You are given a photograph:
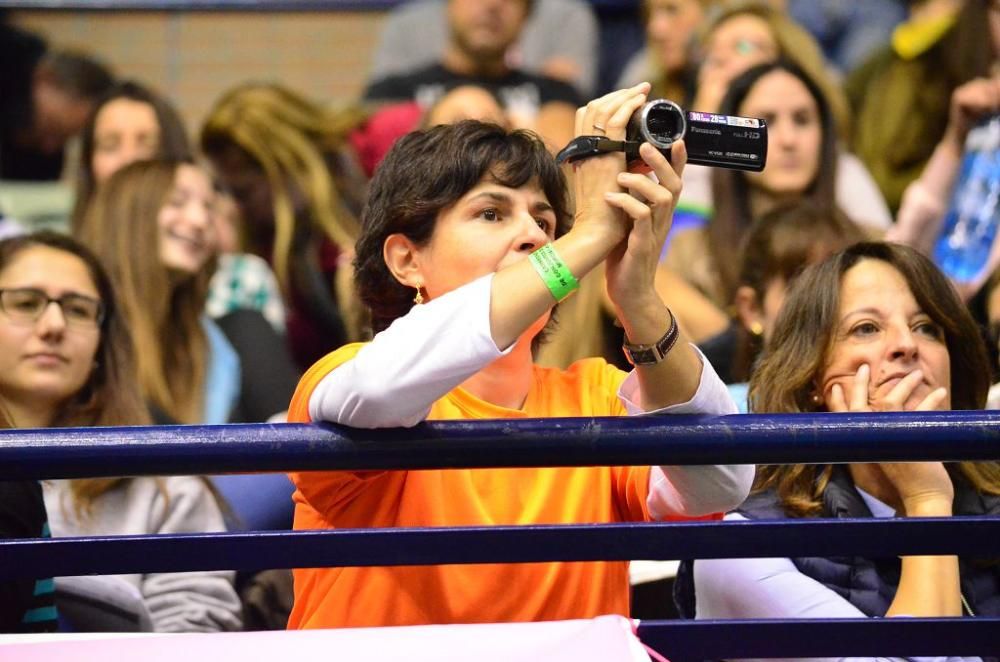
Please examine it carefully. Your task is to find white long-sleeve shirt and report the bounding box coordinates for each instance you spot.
[693,489,980,662]
[308,273,753,519]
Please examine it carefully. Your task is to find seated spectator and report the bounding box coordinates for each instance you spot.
[0,403,56,634]
[284,86,753,629]
[663,60,884,332]
[369,0,598,97]
[847,0,995,214]
[423,84,509,127]
[72,80,287,335]
[887,75,1000,300]
[0,22,113,181]
[201,83,370,369]
[78,159,296,425]
[676,242,1000,630]
[703,201,866,400]
[78,160,299,532]
[676,1,891,235]
[690,0,849,131]
[363,0,580,150]
[0,231,241,632]
[616,0,711,106]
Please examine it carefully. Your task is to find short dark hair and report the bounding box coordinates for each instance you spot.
[40,50,114,101]
[356,120,571,333]
[738,201,866,301]
[730,200,867,382]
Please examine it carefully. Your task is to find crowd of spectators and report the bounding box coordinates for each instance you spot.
[1,1,999,657]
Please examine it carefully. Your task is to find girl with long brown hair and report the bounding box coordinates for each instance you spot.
[78,159,223,425]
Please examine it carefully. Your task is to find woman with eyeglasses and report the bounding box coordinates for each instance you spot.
[0,231,241,632]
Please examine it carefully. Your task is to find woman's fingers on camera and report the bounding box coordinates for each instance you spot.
[638,142,685,195]
[580,83,650,138]
[617,171,673,212]
[603,191,652,226]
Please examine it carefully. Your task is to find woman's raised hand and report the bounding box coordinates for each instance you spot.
[570,82,652,245]
[603,140,686,320]
[943,76,1000,149]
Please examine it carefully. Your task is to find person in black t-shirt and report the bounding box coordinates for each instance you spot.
[0,21,113,181]
[364,0,579,151]
[0,396,57,632]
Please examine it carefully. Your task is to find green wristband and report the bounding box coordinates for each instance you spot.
[529,244,579,302]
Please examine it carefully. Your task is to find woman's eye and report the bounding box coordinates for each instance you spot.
[915,321,944,339]
[535,218,550,233]
[851,322,879,336]
[480,208,499,222]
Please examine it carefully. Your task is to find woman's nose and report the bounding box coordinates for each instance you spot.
[185,200,212,230]
[36,301,67,337]
[516,215,548,252]
[887,324,918,361]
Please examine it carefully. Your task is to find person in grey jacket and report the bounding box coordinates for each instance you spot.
[0,231,241,632]
[43,476,241,632]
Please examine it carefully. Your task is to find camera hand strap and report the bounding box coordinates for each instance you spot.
[555,136,646,165]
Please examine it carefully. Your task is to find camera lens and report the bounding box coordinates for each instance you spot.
[637,100,686,148]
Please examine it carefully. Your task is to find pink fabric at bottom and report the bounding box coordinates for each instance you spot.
[4,615,653,662]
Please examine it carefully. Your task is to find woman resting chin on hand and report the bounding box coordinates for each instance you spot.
[678,242,1000,661]
[285,83,753,630]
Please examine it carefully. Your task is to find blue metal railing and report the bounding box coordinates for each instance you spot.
[4,411,1000,480]
[2,412,1000,659]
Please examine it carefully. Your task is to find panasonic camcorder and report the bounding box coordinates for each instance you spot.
[556,99,768,172]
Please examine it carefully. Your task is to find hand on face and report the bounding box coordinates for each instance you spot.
[820,259,953,414]
[826,363,948,414]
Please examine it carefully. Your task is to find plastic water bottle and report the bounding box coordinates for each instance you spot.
[932,116,1000,285]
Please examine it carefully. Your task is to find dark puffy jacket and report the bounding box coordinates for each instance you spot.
[675,465,1000,625]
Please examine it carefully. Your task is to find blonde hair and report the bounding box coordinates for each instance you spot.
[78,160,213,424]
[201,84,364,295]
[702,0,852,139]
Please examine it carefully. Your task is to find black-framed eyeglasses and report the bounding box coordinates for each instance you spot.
[0,288,105,328]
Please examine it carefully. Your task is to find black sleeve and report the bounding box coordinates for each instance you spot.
[216,309,302,423]
[0,481,56,633]
[363,74,417,103]
[535,76,584,107]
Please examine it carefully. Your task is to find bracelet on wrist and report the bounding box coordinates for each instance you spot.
[622,309,679,366]
[528,244,579,303]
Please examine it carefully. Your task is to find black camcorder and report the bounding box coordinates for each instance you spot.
[556,99,768,172]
